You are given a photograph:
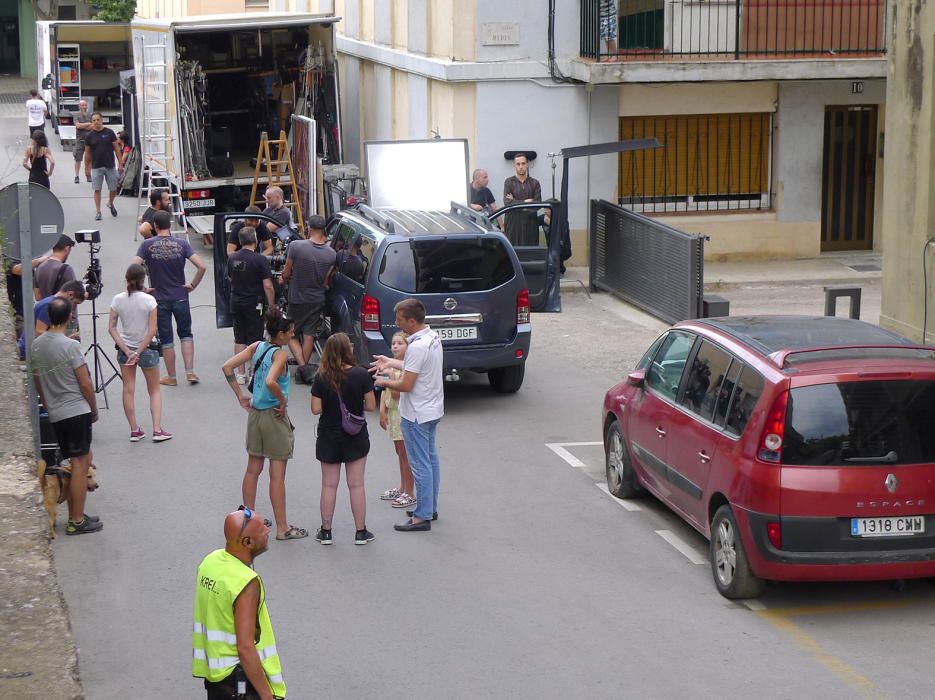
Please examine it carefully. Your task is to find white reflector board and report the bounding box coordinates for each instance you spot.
[365,139,469,210]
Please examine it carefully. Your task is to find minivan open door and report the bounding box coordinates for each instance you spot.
[489,198,564,312]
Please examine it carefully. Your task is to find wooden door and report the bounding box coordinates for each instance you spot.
[821,105,877,251]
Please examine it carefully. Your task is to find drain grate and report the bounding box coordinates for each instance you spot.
[0,93,25,104]
[847,264,881,272]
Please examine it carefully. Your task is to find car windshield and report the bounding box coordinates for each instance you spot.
[378,238,514,293]
[784,380,935,465]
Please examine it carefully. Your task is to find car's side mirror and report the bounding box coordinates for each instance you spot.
[627,369,646,388]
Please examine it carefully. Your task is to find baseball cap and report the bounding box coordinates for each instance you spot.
[307,215,326,231]
[53,234,75,250]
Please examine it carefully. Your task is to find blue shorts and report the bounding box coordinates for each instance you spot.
[156,299,193,348]
[117,347,161,368]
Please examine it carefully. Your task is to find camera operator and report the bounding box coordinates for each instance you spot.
[35,279,86,340]
[228,226,275,384]
[132,210,206,387]
[280,215,334,381]
[34,235,76,301]
[227,206,274,257]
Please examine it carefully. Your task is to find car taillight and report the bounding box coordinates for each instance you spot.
[361,294,380,332]
[757,391,788,463]
[766,522,782,549]
[516,288,530,324]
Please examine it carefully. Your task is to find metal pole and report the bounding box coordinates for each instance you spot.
[18,182,40,458]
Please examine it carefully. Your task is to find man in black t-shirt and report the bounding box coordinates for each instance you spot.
[227,226,275,383]
[261,187,293,239]
[83,112,124,222]
[227,206,273,256]
[469,168,497,213]
[138,189,171,239]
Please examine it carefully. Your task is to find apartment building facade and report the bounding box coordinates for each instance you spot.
[138,0,889,264]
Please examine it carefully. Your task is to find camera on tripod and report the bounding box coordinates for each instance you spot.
[75,229,103,300]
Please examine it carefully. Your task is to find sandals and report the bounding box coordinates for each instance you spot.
[276,526,308,540]
[380,487,401,501]
[391,493,416,508]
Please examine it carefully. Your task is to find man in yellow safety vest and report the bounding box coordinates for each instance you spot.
[193,507,286,699]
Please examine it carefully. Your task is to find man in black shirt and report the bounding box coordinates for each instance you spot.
[83,112,124,221]
[138,189,171,239]
[469,168,497,213]
[262,187,293,240]
[227,226,275,383]
[227,206,273,256]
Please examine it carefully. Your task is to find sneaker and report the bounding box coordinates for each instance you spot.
[315,527,333,545]
[160,376,178,386]
[83,513,100,523]
[186,371,200,385]
[73,175,79,184]
[66,516,103,535]
[380,487,401,501]
[406,510,438,521]
[355,528,375,545]
[109,203,118,217]
[152,430,173,442]
[94,211,102,221]
[129,427,145,442]
[86,175,92,182]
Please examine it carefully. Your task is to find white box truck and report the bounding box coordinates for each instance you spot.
[131,12,343,234]
[37,21,132,143]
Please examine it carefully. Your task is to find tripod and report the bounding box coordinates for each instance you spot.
[82,251,120,408]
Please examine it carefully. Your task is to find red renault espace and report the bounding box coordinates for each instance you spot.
[602,316,935,599]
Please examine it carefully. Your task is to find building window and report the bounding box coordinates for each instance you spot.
[619,113,772,213]
[57,5,77,20]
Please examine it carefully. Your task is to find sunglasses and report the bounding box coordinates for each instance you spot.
[237,505,253,539]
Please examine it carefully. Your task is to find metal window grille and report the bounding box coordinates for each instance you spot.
[581,0,887,60]
[617,113,772,213]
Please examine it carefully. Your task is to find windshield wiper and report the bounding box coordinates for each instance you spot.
[844,451,898,463]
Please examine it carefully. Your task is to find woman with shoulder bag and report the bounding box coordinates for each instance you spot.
[108,263,171,442]
[311,332,377,545]
[222,307,307,541]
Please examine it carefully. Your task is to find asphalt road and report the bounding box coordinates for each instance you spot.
[7,122,932,699]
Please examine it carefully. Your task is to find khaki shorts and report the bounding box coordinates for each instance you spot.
[245,407,294,460]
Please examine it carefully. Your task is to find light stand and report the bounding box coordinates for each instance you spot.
[81,241,120,407]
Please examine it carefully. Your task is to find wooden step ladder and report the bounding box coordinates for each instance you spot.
[249,130,305,235]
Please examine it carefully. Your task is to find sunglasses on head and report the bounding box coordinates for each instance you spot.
[237,505,253,539]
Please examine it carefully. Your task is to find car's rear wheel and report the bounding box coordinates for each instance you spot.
[710,505,765,599]
[488,364,524,393]
[604,421,641,498]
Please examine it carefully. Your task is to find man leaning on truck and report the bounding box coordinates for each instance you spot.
[73,100,91,184]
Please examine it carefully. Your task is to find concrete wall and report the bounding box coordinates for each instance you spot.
[879,0,935,341]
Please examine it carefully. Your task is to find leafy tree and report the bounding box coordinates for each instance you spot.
[93,0,136,22]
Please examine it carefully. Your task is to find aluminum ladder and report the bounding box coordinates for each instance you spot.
[135,34,187,241]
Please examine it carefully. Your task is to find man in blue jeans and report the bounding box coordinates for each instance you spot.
[132,211,206,386]
[373,298,443,532]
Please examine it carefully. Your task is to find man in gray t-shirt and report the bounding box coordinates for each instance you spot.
[34,234,76,300]
[73,100,91,184]
[31,296,101,535]
[281,215,335,368]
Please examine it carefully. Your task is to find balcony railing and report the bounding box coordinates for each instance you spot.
[581,0,887,61]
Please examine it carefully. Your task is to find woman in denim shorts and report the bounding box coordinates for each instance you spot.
[108,264,172,442]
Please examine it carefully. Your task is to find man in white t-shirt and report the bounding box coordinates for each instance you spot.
[26,89,47,141]
[373,298,444,532]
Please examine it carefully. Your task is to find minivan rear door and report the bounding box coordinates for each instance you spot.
[488,199,563,312]
[780,377,935,548]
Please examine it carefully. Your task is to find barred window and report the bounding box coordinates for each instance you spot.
[618,113,772,213]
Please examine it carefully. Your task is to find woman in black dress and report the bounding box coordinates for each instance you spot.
[311,332,377,545]
[22,130,54,189]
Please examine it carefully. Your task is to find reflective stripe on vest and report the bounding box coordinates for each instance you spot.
[192,549,286,698]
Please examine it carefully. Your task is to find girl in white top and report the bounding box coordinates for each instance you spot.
[379,331,414,508]
[108,263,172,442]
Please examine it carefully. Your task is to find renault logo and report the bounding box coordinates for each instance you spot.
[885,474,898,494]
[443,298,458,311]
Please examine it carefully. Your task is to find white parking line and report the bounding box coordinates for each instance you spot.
[595,482,643,511]
[655,529,707,565]
[545,441,602,469]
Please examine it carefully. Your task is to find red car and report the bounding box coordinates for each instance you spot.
[602,316,935,599]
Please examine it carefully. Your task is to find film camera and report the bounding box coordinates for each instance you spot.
[75,229,103,300]
[268,225,302,277]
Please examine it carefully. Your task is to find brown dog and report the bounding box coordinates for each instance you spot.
[37,458,99,538]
